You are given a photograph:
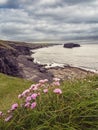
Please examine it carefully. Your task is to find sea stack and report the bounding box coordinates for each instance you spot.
[63,43,80,48]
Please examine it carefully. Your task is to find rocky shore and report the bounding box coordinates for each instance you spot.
[0,40,95,82]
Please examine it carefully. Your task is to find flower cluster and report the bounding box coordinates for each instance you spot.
[0,78,62,122]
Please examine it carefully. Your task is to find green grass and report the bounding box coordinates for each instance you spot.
[0,73,98,130]
[0,40,14,49]
[0,73,32,111]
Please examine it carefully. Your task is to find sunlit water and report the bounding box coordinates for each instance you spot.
[31,44,98,72]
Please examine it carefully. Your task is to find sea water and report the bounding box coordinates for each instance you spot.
[31,43,98,73]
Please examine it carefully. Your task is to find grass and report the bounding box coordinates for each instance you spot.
[0,40,14,49]
[0,73,98,130]
[0,73,32,111]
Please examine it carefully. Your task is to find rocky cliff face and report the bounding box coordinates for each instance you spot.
[0,40,54,81]
[0,43,32,77]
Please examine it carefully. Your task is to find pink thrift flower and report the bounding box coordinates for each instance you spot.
[53,81,60,86]
[11,103,18,111]
[22,89,30,97]
[5,115,13,122]
[26,96,32,102]
[39,79,46,84]
[53,88,62,94]
[43,89,48,93]
[37,92,40,96]
[30,84,39,91]
[0,111,3,117]
[18,94,22,99]
[24,102,30,108]
[44,79,48,83]
[7,110,11,113]
[53,78,60,82]
[33,86,38,91]
[31,102,37,109]
[31,93,38,100]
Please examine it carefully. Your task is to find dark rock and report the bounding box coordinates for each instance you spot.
[63,43,80,48]
[26,56,34,62]
[0,56,21,77]
[39,67,46,73]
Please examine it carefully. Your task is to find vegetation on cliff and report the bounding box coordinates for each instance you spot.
[0,73,98,130]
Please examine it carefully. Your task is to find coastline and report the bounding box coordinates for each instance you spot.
[0,40,96,82]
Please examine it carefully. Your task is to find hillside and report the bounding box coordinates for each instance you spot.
[0,73,98,130]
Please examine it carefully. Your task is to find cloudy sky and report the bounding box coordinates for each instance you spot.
[0,0,98,42]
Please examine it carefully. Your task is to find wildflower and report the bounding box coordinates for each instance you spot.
[24,102,30,108]
[53,88,62,94]
[43,89,48,93]
[30,84,37,91]
[11,103,18,111]
[18,94,22,99]
[53,78,60,82]
[7,110,11,113]
[96,88,98,90]
[39,79,46,84]
[22,89,30,97]
[53,81,60,86]
[26,96,32,102]
[0,111,3,117]
[33,86,38,91]
[31,102,37,109]
[31,93,38,100]
[37,92,40,96]
[44,79,48,83]
[5,115,13,122]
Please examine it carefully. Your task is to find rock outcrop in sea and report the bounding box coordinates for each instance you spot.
[63,43,80,48]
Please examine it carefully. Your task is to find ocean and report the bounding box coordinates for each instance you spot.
[31,43,98,73]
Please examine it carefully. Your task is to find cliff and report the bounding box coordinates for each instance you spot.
[0,40,53,81]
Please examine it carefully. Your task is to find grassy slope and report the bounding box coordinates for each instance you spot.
[0,73,98,130]
[0,73,32,111]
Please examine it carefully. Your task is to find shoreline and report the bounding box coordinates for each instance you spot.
[33,58,98,74]
[0,40,97,82]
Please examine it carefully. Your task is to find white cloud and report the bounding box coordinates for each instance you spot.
[0,0,7,4]
[0,0,98,42]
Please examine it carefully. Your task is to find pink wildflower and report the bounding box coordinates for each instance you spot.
[53,81,60,86]
[5,115,13,122]
[44,79,48,83]
[11,103,18,111]
[30,84,39,91]
[18,94,22,99]
[39,79,46,84]
[43,89,48,93]
[37,92,40,96]
[7,110,11,113]
[24,102,30,108]
[31,93,38,100]
[22,89,30,97]
[53,88,62,94]
[53,78,60,82]
[26,96,32,102]
[0,111,3,117]
[31,102,37,109]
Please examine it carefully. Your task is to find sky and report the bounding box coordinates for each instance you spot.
[0,0,98,42]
